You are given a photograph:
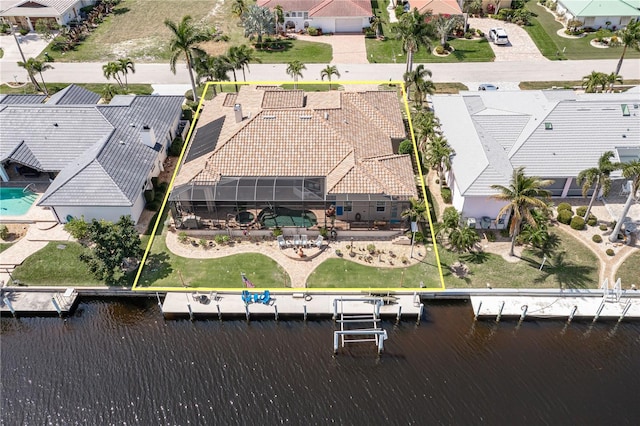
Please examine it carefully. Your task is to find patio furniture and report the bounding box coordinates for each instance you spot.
[314,235,324,248]
[293,234,302,246]
[301,234,309,247]
[620,180,632,196]
[277,235,287,249]
[241,290,252,304]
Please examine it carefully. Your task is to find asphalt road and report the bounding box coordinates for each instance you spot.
[1,59,639,86]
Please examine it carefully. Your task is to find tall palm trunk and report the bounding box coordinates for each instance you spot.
[38,71,48,96]
[609,191,635,242]
[509,218,520,256]
[231,69,238,92]
[583,176,600,221]
[185,52,199,103]
[615,45,627,76]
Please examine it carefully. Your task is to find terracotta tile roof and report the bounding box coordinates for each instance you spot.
[309,0,372,17]
[410,0,462,15]
[256,85,283,91]
[176,86,416,198]
[222,93,237,107]
[262,90,305,108]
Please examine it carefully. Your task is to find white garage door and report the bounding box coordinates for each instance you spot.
[335,18,362,33]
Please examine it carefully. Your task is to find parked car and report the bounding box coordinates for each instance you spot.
[489,27,509,45]
[478,84,499,91]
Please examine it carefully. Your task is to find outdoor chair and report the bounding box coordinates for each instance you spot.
[314,235,324,248]
[293,234,302,247]
[301,235,309,247]
[620,180,632,196]
[277,235,287,249]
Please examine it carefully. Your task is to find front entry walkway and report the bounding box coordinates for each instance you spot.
[295,34,368,64]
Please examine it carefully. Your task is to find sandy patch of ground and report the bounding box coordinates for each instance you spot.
[0,224,29,243]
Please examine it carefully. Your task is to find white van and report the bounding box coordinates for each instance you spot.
[489,27,509,45]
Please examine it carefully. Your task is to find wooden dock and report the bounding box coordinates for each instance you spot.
[0,288,79,316]
[161,292,423,320]
[471,292,640,321]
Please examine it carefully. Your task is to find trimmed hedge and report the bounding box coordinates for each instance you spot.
[557,202,573,213]
[557,209,573,225]
[599,224,608,231]
[570,216,585,230]
[606,248,615,256]
[592,234,602,243]
[576,206,587,217]
[587,215,598,226]
[441,187,452,203]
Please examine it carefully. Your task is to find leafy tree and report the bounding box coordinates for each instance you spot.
[442,206,460,231]
[403,64,434,107]
[320,65,340,90]
[195,54,231,94]
[165,15,211,103]
[79,216,143,285]
[581,71,607,93]
[614,19,640,76]
[401,198,429,223]
[63,216,88,240]
[576,151,617,221]
[391,8,433,73]
[411,110,441,155]
[243,4,275,45]
[17,57,53,95]
[491,167,553,256]
[232,0,248,21]
[398,139,413,155]
[605,72,623,92]
[433,15,461,47]
[424,135,454,188]
[448,225,480,253]
[274,5,284,33]
[117,57,135,90]
[101,84,119,102]
[35,20,56,43]
[370,15,385,38]
[609,160,640,242]
[286,60,306,89]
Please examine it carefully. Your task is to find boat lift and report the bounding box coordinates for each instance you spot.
[332,297,388,355]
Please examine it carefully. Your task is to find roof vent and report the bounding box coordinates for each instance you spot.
[140,126,156,148]
[299,115,312,120]
[621,104,630,116]
[263,115,276,120]
[234,103,243,123]
[130,123,135,127]
[119,140,125,145]
[324,112,329,120]
[53,123,58,127]
[544,122,553,130]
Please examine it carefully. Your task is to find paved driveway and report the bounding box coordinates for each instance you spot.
[0,32,50,63]
[469,18,547,62]
[295,34,368,65]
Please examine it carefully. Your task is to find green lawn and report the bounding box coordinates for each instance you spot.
[367,37,495,64]
[136,231,291,288]
[617,250,640,288]
[0,243,12,254]
[519,80,640,90]
[524,1,640,61]
[0,83,153,95]
[308,228,599,289]
[252,40,332,64]
[11,242,102,286]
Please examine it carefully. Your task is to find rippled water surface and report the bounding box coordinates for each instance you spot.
[2,298,639,425]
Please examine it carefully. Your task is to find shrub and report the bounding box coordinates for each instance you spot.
[606,248,615,256]
[464,32,472,39]
[0,224,9,240]
[0,23,9,34]
[178,232,189,244]
[335,249,342,256]
[592,234,602,243]
[557,209,573,224]
[441,187,452,203]
[19,27,29,36]
[214,234,226,244]
[398,139,413,155]
[366,243,376,254]
[557,202,573,213]
[435,45,445,55]
[181,106,193,121]
[272,227,283,237]
[486,230,496,242]
[199,238,207,247]
[169,137,183,157]
[307,27,318,36]
[599,224,608,231]
[477,30,484,37]
[145,201,159,211]
[64,217,88,240]
[395,5,405,19]
[587,215,598,226]
[576,206,587,217]
[144,189,155,203]
[500,229,510,238]
[610,221,616,229]
[570,216,585,230]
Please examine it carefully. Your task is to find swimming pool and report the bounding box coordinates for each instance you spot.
[258,207,317,228]
[0,187,39,216]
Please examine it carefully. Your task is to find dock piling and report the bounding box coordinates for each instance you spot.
[155,292,162,310]
[51,297,62,318]
[3,297,16,317]
[496,301,505,322]
[619,300,632,323]
[303,304,307,321]
[417,303,424,324]
[396,305,402,322]
[474,301,483,320]
[333,333,339,354]
[216,304,222,320]
[187,303,193,321]
[593,300,605,323]
[519,305,528,322]
[245,304,250,321]
[568,305,578,323]
[332,299,337,321]
[274,305,279,321]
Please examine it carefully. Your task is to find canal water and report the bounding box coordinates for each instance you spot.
[2,298,639,425]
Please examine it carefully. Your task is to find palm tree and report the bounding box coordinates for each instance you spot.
[581,71,607,93]
[391,8,433,74]
[17,58,43,92]
[235,44,261,82]
[491,167,553,256]
[232,0,247,21]
[286,60,306,89]
[320,65,340,90]
[195,54,231,95]
[614,19,640,76]
[274,5,284,34]
[370,15,385,39]
[609,160,640,242]
[101,84,118,102]
[243,4,275,46]
[102,61,124,88]
[576,151,617,221]
[117,57,135,90]
[605,72,623,92]
[165,16,211,103]
[424,135,454,188]
[448,226,480,253]
[412,110,441,154]
[433,15,461,48]
[403,64,434,107]
[401,198,429,223]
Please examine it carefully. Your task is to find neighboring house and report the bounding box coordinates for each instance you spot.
[430,89,640,223]
[554,0,640,28]
[169,86,417,230]
[257,0,372,33]
[409,0,462,15]
[0,85,185,224]
[0,0,96,30]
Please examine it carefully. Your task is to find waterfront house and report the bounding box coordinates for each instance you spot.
[257,0,372,33]
[169,85,417,231]
[0,0,96,31]
[430,89,640,223]
[0,85,185,223]
[553,0,640,29]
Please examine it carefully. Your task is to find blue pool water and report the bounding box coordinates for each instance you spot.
[0,187,38,216]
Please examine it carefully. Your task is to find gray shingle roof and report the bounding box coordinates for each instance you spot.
[46,84,100,105]
[432,90,640,197]
[0,94,46,105]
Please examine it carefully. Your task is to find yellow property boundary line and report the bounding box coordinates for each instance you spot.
[132,81,445,292]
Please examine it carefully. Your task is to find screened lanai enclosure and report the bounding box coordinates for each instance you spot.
[168,176,410,231]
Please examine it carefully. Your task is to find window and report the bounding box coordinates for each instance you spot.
[621,104,630,116]
[376,202,385,212]
[544,122,553,130]
[343,201,352,212]
[303,12,308,19]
